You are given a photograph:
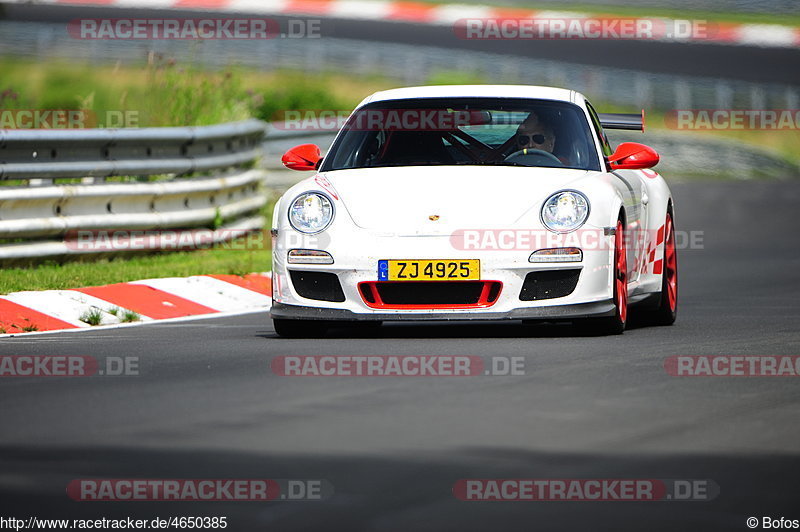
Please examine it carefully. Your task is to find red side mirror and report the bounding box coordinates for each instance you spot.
[608,142,659,170]
[282,144,322,171]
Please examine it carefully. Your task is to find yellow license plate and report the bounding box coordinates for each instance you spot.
[378,259,480,281]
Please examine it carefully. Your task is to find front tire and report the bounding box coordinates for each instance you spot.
[273,318,329,338]
[649,211,678,326]
[578,219,627,335]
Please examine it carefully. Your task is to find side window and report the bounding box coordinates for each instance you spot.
[586,101,613,157]
[338,129,385,168]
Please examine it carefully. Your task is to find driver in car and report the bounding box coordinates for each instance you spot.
[515,113,556,154]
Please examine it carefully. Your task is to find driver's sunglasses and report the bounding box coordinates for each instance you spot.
[518,133,547,145]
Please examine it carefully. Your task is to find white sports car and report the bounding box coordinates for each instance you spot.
[270,85,677,336]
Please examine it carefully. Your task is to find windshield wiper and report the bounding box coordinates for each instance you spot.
[452,160,526,167]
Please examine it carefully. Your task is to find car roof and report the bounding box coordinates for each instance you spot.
[357,85,582,108]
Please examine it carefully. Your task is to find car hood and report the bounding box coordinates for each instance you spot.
[318,166,595,234]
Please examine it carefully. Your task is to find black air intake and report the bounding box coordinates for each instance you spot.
[289,270,345,302]
[519,270,581,301]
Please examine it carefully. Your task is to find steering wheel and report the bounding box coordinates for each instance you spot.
[504,148,563,166]
[354,137,381,166]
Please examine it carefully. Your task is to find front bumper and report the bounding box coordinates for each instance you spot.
[272,225,618,319]
[270,299,616,322]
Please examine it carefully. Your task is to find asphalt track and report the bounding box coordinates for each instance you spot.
[3,4,800,85]
[1,180,799,531]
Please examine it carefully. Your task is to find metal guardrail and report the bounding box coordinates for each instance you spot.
[0,120,269,260]
[0,119,265,183]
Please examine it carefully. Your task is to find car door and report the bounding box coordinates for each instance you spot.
[586,101,645,283]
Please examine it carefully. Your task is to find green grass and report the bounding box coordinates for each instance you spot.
[106,306,141,322]
[0,58,378,128]
[0,58,251,127]
[0,235,272,294]
[79,308,104,326]
[120,310,142,323]
[426,70,488,86]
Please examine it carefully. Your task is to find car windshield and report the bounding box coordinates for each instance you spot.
[320,97,601,172]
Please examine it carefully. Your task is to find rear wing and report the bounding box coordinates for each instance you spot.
[599,111,645,132]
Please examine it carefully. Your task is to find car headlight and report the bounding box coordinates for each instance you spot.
[541,190,590,233]
[288,192,334,234]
